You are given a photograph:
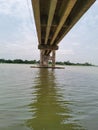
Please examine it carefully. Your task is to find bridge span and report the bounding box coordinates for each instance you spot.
[31,0,95,67]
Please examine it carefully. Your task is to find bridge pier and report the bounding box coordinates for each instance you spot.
[40,50,48,67]
[51,50,56,67]
[39,45,58,67]
[40,50,56,67]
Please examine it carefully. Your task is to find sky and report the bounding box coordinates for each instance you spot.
[0,0,98,65]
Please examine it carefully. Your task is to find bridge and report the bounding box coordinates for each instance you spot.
[31,0,95,67]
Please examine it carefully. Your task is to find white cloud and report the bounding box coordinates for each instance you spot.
[0,0,39,60]
[56,49,74,61]
[0,40,39,60]
[57,49,74,55]
[0,0,33,20]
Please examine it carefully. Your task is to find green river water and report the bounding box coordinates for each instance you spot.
[0,64,98,130]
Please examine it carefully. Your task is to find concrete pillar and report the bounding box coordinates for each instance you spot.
[43,55,48,67]
[40,49,56,67]
[52,50,56,67]
[40,50,49,67]
[40,50,43,66]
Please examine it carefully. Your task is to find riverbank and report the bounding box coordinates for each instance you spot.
[0,59,96,66]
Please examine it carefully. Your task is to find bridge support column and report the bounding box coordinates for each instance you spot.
[39,45,58,67]
[40,50,49,67]
[40,50,43,67]
[40,50,56,67]
[52,50,55,67]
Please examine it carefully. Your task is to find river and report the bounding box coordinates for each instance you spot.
[0,64,98,130]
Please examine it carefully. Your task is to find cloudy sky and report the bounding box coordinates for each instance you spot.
[0,0,98,65]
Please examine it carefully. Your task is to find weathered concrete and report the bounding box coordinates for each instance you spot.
[40,50,56,67]
[38,45,58,50]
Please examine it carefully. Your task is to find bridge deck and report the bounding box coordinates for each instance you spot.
[31,0,95,67]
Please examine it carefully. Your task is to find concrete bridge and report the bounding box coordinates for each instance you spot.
[31,0,95,67]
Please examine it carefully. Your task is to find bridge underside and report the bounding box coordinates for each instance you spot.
[31,0,95,67]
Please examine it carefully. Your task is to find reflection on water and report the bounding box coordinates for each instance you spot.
[0,65,98,130]
[27,69,83,130]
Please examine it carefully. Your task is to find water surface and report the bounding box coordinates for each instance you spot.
[0,64,98,130]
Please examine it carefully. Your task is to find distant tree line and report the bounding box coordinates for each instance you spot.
[0,59,39,64]
[0,58,94,66]
[55,61,93,66]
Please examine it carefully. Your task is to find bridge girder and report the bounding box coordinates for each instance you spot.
[31,0,96,67]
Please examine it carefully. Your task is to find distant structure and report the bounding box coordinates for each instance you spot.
[31,0,95,67]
